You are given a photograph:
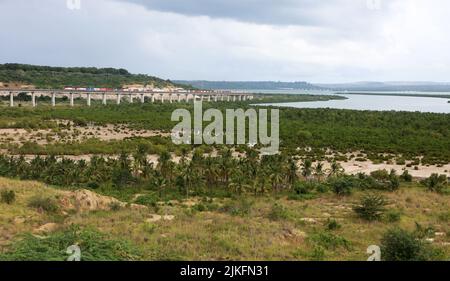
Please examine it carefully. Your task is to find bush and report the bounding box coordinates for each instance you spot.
[220,198,253,217]
[353,193,387,221]
[420,174,448,193]
[370,169,390,181]
[1,189,15,204]
[109,202,122,211]
[28,196,59,213]
[134,194,158,208]
[388,170,400,191]
[310,232,351,251]
[384,209,402,223]
[0,225,142,261]
[400,170,413,182]
[324,218,341,231]
[328,177,355,196]
[381,228,444,261]
[293,181,314,195]
[268,203,289,221]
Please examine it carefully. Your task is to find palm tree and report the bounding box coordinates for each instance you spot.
[286,157,298,188]
[269,168,284,192]
[301,159,313,180]
[132,144,148,178]
[158,151,173,179]
[229,170,249,194]
[180,163,200,198]
[204,158,219,191]
[328,161,344,178]
[314,162,325,182]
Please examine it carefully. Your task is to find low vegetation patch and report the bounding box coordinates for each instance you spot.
[0,189,15,204]
[0,226,142,261]
[380,228,444,261]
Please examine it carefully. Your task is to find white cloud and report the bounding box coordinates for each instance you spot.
[0,0,449,82]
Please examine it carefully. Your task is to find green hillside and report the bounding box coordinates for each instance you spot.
[0,63,194,90]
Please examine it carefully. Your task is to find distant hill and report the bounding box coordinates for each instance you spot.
[0,63,194,90]
[316,81,450,92]
[175,80,322,90]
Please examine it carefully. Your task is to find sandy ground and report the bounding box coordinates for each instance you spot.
[0,123,448,179]
[0,122,169,145]
[338,160,450,178]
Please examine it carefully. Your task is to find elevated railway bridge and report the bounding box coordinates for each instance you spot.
[0,89,254,107]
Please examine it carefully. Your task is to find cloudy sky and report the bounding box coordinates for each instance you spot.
[1,0,449,82]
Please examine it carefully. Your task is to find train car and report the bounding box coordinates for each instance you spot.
[64,87,75,90]
[76,87,87,91]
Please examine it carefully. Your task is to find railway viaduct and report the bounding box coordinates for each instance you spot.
[0,89,254,107]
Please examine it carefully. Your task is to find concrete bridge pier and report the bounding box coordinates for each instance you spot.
[214,95,218,102]
[70,93,74,107]
[51,92,56,107]
[129,94,134,103]
[87,93,92,106]
[161,94,165,103]
[9,92,14,107]
[221,95,225,102]
[207,95,211,102]
[242,95,247,101]
[117,93,122,105]
[178,94,182,103]
[140,94,145,103]
[169,94,173,103]
[102,93,107,105]
[31,92,36,107]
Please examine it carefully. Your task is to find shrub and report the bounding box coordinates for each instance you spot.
[384,209,402,223]
[109,202,122,211]
[328,177,355,196]
[370,169,389,181]
[0,226,142,261]
[1,189,15,204]
[28,195,59,213]
[134,194,158,208]
[353,193,387,221]
[400,170,413,182]
[420,174,448,193]
[220,198,253,217]
[192,203,207,212]
[381,228,444,261]
[324,218,341,231]
[293,181,314,195]
[268,203,289,221]
[310,232,351,251]
[388,170,400,191]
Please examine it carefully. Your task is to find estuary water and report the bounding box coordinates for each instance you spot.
[251,90,450,114]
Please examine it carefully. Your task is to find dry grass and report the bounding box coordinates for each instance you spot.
[0,177,449,260]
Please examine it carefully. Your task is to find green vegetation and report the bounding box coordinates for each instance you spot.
[0,149,448,204]
[0,101,448,163]
[420,173,448,193]
[0,175,448,261]
[0,189,15,204]
[353,193,388,221]
[380,228,444,261]
[0,226,141,261]
[0,63,193,89]
[28,195,59,213]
